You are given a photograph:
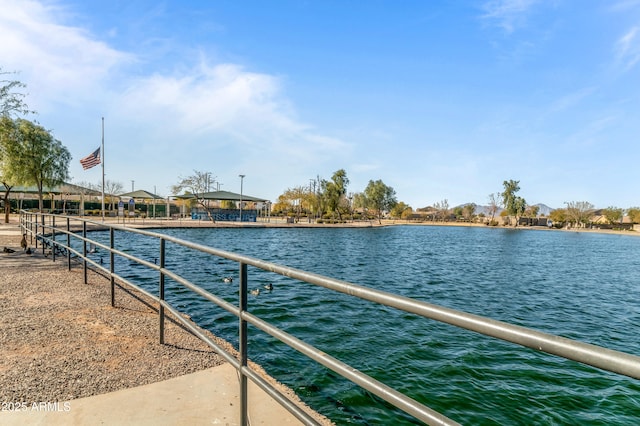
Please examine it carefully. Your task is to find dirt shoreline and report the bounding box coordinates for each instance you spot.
[15,213,638,237]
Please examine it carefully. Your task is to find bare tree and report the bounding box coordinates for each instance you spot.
[73,181,99,216]
[564,201,594,228]
[102,180,124,211]
[488,192,500,224]
[433,199,450,221]
[172,170,216,222]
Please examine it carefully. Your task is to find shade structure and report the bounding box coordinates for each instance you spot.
[118,190,164,200]
[10,182,102,197]
[174,190,268,203]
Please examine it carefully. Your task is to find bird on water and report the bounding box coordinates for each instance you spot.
[263,283,273,291]
[249,288,260,296]
[223,277,233,283]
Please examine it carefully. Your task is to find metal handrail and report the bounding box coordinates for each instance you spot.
[19,211,640,425]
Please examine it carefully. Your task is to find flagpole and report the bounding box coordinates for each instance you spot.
[101,117,105,222]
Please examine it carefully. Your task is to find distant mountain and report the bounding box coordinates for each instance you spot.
[420,202,557,217]
[471,204,502,216]
[533,203,554,216]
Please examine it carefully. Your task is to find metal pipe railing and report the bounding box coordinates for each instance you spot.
[19,211,640,426]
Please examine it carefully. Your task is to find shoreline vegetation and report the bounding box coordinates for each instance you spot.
[9,213,639,237]
[75,215,640,238]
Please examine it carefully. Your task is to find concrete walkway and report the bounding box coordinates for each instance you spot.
[0,363,303,425]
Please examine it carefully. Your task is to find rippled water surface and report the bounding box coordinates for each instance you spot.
[89,225,640,425]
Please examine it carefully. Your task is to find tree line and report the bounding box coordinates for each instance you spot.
[423,180,639,228]
[273,169,405,224]
[0,68,71,223]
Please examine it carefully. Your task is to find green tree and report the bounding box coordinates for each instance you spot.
[501,179,526,226]
[321,169,349,220]
[0,71,33,221]
[1,68,32,117]
[171,170,216,221]
[0,117,71,214]
[221,200,236,209]
[549,208,567,225]
[363,179,397,224]
[462,203,476,222]
[601,206,623,225]
[390,201,412,219]
[351,192,371,219]
[627,207,640,224]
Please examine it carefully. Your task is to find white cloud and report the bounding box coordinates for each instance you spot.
[481,0,539,33]
[565,115,617,149]
[610,0,640,12]
[352,163,380,173]
[0,0,350,200]
[116,61,348,161]
[549,87,597,113]
[615,26,640,72]
[0,0,133,110]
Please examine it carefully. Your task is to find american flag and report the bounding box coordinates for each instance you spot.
[80,147,101,170]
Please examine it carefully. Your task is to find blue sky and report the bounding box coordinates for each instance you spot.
[2,0,639,209]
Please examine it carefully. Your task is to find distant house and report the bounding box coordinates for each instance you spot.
[589,212,634,230]
[518,217,551,227]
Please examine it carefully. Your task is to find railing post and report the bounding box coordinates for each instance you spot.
[239,262,248,426]
[83,221,87,284]
[52,215,56,262]
[25,213,31,245]
[67,217,71,270]
[159,238,166,344]
[37,214,41,251]
[110,227,115,307]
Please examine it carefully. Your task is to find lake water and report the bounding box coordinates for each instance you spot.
[90,225,640,425]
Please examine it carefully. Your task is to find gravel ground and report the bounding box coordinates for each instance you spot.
[0,231,228,403]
